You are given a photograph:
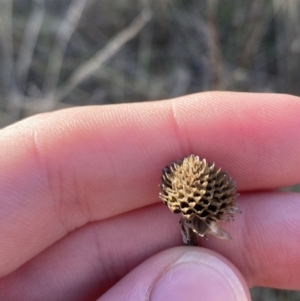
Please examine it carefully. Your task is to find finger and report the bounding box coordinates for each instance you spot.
[99,247,250,301]
[1,192,300,300]
[204,191,300,289]
[1,92,300,277]
[0,204,178,301]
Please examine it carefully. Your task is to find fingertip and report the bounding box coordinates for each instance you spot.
[100,247,251,301]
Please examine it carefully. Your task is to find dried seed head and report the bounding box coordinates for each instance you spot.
[159,154,241,245]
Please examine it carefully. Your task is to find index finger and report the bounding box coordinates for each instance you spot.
[0,92,300,277]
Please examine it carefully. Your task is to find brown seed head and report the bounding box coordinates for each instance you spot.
[159,155,241,244]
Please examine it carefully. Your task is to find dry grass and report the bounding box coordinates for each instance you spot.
[1,0,300,127]
[0,0,300,299]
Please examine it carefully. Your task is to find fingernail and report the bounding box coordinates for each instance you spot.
[150,250,249,301]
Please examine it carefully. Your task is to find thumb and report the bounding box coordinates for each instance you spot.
[100,246,251,301]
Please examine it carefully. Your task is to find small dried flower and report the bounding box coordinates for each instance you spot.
[159,154,241,246]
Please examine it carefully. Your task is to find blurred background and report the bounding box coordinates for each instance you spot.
[0,0,300,299]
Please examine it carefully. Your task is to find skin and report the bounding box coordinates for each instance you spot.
[0,92,300,300]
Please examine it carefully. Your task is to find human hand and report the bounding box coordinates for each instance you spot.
[0,92,299,300]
